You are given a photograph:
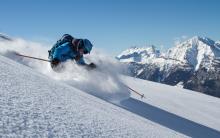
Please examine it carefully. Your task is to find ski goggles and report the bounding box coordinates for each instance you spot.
[77,40,90,54]
[73,39,90,54]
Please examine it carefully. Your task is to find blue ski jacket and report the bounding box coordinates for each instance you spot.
[52,41,86,65]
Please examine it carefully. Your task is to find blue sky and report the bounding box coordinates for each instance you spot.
[0,0,220,55]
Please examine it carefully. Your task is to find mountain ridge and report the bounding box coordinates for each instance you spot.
[0,33,12,41]
[117,36,220,97]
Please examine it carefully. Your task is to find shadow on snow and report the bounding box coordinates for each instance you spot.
[119,98,220,138]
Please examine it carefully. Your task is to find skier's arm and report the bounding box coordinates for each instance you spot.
[76,56,86,65]
[76,56,96,70]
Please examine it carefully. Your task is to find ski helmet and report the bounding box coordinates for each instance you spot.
[83,39,93,54]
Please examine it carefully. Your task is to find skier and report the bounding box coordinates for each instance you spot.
[48,34,96,70]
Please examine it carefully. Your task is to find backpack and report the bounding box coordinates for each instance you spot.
[48,34,74,60]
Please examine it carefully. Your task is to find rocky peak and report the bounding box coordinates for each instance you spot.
[117,45,160,63]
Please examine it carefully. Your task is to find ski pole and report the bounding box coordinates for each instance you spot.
[15,53,51,62]
[123,83,145,98]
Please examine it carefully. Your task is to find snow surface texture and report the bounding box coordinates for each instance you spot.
[0,55,186,137]
[0,38,130,102]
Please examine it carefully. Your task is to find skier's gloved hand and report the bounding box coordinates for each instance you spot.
[51,58,60,68]
[88,63,96,68]
[75,55,81,61]
[85,63,96,70]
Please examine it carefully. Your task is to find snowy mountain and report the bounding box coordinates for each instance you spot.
[0,33,12,41]
[116,45,160,63]
[117,36,220,98]
[166,36,220,70]
[1,37,220,137]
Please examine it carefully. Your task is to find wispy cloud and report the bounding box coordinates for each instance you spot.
[174,35,188,45]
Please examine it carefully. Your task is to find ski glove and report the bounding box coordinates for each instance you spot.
[86,63,96,70]
[51,58,60,68]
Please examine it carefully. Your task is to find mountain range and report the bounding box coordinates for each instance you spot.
[117,36,220,98]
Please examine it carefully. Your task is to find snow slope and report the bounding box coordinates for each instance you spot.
[0,55,186,137]
[122,77,220,137]
[1,35,220,137]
